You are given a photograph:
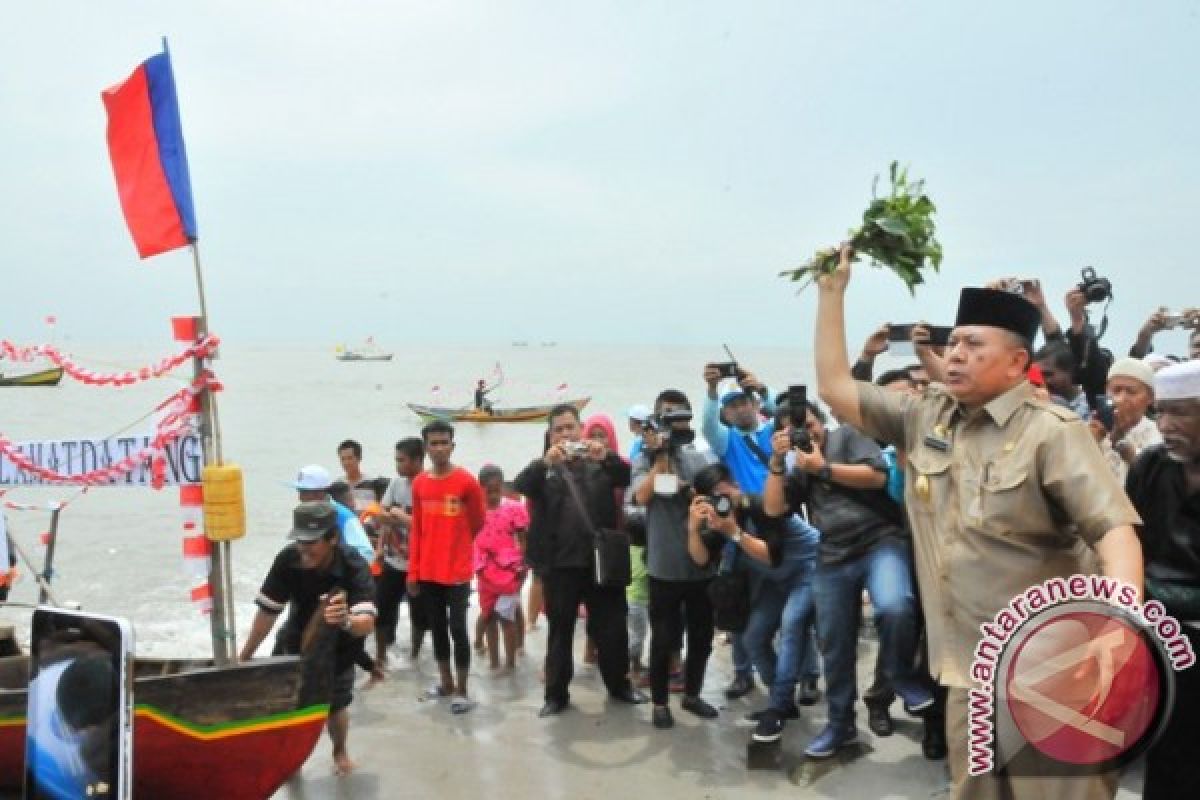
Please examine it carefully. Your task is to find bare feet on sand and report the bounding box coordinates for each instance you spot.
[333,753,356,776]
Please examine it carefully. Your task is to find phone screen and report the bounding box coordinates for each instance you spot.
[25,609,132,800]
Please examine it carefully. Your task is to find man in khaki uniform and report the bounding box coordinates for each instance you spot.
[812,246,1144,800]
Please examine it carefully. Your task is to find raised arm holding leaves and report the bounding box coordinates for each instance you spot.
[781,162,942,295]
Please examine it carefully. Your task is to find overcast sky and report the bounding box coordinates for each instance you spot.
[3,1,1198,354]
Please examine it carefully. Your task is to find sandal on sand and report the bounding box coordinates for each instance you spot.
[450,697,477,714]
[422,685,452,701]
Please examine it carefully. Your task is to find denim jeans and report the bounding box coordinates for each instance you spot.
[743,513,820,710]
[813,536,924,728]
[744,561,816,712]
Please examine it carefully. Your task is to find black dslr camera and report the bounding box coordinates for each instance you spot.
[643,408,696,453]
[705,494,734,518]
[787,385,814,453]
[1077,267,1112,304]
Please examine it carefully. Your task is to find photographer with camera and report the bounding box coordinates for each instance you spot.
[631,390,719,729]
[680,462,818,743]
[762,395,931,759]
[851,323,945,389]
[1129,306,1200,360]
[1088,357,1163,481]
[516,404,646,718]
[701,364,779,698]
[1061,272,1114,410]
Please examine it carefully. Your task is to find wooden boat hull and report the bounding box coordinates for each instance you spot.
[0,631,334,799]
[0,367,63,387]
[407,396,590,423]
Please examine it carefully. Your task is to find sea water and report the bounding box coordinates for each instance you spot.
[0,341,862,657]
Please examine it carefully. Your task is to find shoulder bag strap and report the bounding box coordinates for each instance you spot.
[741,432,772,469]
[558,465,600,541]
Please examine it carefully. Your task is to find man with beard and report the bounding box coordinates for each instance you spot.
[1125,360,1200,799]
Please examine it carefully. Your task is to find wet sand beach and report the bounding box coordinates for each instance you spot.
[274,610,1145,800]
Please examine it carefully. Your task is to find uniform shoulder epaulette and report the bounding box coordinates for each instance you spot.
[1032,402,1079,423]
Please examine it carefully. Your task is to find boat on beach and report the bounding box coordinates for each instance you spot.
[0,613,335,799]
[407,396,590,423]
[0,367,64,387]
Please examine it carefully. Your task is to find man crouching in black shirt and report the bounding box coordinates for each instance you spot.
[240,501,377,776]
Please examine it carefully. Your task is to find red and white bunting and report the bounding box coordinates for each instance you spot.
[0,335,219,388]
[0,373,218,488]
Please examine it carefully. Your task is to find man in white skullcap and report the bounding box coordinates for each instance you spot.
[1089,357,1163,481]
[1125,359,1200,799]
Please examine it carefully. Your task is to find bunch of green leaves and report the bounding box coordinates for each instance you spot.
[780,162,943,295]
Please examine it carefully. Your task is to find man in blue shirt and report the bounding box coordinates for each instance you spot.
[700,365,790,700]
[701,366,777,494]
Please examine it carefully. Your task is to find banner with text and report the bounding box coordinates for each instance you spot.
[0,433,202,487]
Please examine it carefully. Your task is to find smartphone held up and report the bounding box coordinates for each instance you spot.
[24,608,133,800]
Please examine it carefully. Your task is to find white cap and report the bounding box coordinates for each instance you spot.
[1155,360,1200,402]
[1107,357,1155,391]
[289,464,332,491]
[1143,354,1174,373]
[627,404,651,423]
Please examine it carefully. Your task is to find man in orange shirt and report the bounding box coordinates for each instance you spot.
[406,419,487,713]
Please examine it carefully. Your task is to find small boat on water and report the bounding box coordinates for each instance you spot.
[408,396,590,423]
[0,367,64,387]
[335,338,392,362]
[0,613,335,799]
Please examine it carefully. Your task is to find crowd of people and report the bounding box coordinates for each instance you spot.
[240,265,1198,799]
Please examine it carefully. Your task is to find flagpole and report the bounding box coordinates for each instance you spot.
[190,241,236,665]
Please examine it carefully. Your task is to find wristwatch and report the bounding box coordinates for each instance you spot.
[732,529,744,544]
[816,464,833,483]
[340,614,354,633]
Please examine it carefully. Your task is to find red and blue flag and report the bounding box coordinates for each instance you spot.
[102,41,198,259]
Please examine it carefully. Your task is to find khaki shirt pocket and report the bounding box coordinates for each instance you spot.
[978,458,1033,536]
[907,448,952,513]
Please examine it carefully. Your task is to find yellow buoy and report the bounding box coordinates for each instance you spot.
[203,464,246,542]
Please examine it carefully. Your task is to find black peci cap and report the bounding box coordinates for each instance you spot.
[954,288,1041,343]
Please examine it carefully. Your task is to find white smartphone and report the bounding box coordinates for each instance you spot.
[24,607,134,800]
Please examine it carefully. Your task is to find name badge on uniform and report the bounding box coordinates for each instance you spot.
[923,434,950,452]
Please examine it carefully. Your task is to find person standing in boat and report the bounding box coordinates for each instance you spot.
[474,379,496,414]
[240,501,377,777]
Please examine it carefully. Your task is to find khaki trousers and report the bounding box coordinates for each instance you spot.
[946,688,1119,800]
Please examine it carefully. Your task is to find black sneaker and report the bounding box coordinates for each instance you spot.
[745,705,800,723]
[681,696,718,719]
[752,709,785,742]
[866,702,894,737]
[922,716,948,760]
[652,706,674,729]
